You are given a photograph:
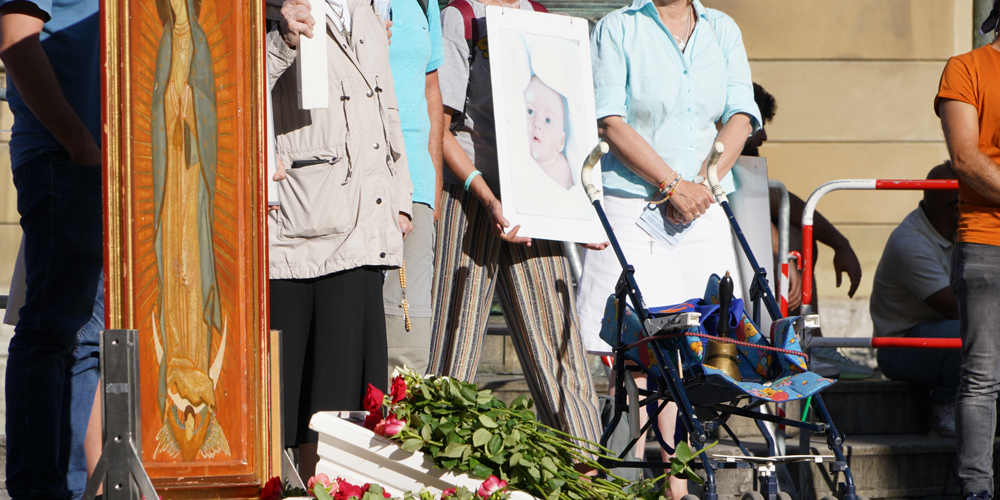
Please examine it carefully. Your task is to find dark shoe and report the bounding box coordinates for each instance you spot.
[964,492,990,500]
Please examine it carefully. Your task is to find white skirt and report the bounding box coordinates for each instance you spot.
[576,196,743,354]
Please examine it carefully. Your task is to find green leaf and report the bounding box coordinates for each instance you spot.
[314,484,334,500]
[420,424,433,441]
[440,442,470,458]
[439,457,459,469]
[487,434,503,457]
[540,456,559,474]
[478,414,499,428]
[509,451,522,467]
[420,384,432,400]
[460,386,479,403]
[502,429,520,447]
[472,462,495,479]
[527,465,541,481]
[400,438,424,452]
[472,428,492,447]
[684,466,706,485]
[674,441,693,464]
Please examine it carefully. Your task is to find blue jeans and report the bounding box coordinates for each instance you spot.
[876,319,960,403]
[952,242,1000,497]
[6,152,104,500]
[67,275,102,500]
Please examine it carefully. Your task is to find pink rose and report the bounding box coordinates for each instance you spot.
[390,376,407,403]
[477,476,507,499]
[441,488,457,500]
[307,473,333,496]
[373,415,406,437]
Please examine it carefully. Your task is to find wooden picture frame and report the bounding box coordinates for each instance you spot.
[102,0,275,495]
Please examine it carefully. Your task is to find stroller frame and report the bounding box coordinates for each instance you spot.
[580,143,859,500]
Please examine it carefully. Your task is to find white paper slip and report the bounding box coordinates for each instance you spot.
[296,0,329,110]
[636,203,697,249]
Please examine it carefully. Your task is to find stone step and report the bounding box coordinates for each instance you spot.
[686,433,979,500]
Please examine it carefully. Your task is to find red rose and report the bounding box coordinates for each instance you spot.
[363,411,382,431]
[334,478,364,500]
[441,489,457,500]
[260,476,283,500]
[363,384,385,412]
[390,376,407,403]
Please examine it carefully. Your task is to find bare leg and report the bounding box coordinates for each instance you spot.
[85,383,103,495]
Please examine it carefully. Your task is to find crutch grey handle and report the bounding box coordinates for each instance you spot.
[704,141,727,204]
[581,141,609,203]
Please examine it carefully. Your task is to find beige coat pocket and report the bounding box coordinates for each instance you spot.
[276,156,357,238]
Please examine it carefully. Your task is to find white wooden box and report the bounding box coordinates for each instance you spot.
[310,412,535,500]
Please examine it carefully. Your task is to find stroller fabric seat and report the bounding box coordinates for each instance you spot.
[598,275,835,405]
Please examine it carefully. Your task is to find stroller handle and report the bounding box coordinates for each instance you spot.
[704,141,727,203]
[581,141,609,203]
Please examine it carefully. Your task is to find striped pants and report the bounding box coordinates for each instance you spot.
[430,184,602,444]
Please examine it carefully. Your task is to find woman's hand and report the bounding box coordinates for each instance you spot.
[279,0,315,49]
[399,213,413,241]
[580,241,610,251]
[666,180,714,224]
[486,198,531,246]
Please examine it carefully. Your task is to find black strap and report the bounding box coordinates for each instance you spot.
[982,0,1000,35]
[416,0,429,19]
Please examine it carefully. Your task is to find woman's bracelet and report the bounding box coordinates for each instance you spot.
[464,170,483,192]
[658,171,680,193]
[651,174,683,206]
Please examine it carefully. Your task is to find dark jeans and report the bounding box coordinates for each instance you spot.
[877,319,960,403]
[270,266,387,446]
[952,242,1000,497]
[6,152,103,500]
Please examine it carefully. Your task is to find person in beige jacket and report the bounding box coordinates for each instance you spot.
[268,0,413,477]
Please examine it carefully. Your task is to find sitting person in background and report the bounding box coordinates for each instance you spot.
[870,161,959,437]
[743,82,872,379]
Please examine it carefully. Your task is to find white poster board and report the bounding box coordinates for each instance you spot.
[727,156,775,334]
[297,0,329,109]
[486,7,604,244]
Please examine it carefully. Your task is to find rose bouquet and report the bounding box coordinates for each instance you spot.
[358,367,711,500]
[260,474,512,500]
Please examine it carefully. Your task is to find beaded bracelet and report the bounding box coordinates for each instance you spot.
[658,171,680,193]
[651,173,683,206]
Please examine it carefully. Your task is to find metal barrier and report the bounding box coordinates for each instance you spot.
[768,180,791,316]
[800,178,960,349]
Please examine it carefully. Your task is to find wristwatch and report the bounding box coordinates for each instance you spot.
[693,175,708,186]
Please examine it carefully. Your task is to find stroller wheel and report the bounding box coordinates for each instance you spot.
[820,496,838,500]
[776,492,792,500]
[742,492,765,500]
[679,495,700,500]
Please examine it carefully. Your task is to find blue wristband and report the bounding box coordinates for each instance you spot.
[464,170,482,192]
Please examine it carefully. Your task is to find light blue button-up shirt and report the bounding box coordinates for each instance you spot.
[591,0,761,198]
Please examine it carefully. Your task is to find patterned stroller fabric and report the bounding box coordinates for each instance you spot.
[598,275,835,404]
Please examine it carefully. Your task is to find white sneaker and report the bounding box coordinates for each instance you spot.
[811,347,874,380]
[929,402,956,437]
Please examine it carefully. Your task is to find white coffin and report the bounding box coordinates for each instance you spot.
[310,412,535,500]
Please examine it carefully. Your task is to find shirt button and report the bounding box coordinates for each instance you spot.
[688,146,694,151]
[683,70,688,74]
[373,143,380,149]
[360,39,365,44]
[380,252,386,258]
[367,91,373,97]
[376,198,382,204]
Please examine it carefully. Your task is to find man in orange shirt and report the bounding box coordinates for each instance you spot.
[936,2,1000,498]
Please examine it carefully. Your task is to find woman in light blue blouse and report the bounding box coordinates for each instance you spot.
[576,0,761,496]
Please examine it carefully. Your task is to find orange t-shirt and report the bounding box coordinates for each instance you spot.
[936,45,1000,246]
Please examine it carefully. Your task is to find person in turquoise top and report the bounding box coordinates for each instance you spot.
[575,1,761,498]
[383,0,445,376]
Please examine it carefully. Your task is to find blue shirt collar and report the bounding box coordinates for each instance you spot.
[626,0,708,19]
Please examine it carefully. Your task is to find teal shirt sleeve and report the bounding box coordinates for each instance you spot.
[712,13,762,134]
[426,0,444,73]
[591,14,628,120]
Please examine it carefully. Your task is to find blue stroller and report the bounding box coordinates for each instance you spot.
[580,142,862,500]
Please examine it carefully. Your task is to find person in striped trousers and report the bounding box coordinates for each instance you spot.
[431,0,603,446]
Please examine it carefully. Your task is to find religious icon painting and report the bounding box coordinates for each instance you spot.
[486,7,605,244]
[103,0,276,495]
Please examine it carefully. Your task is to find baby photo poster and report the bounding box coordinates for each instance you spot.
[487,7,605,244]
